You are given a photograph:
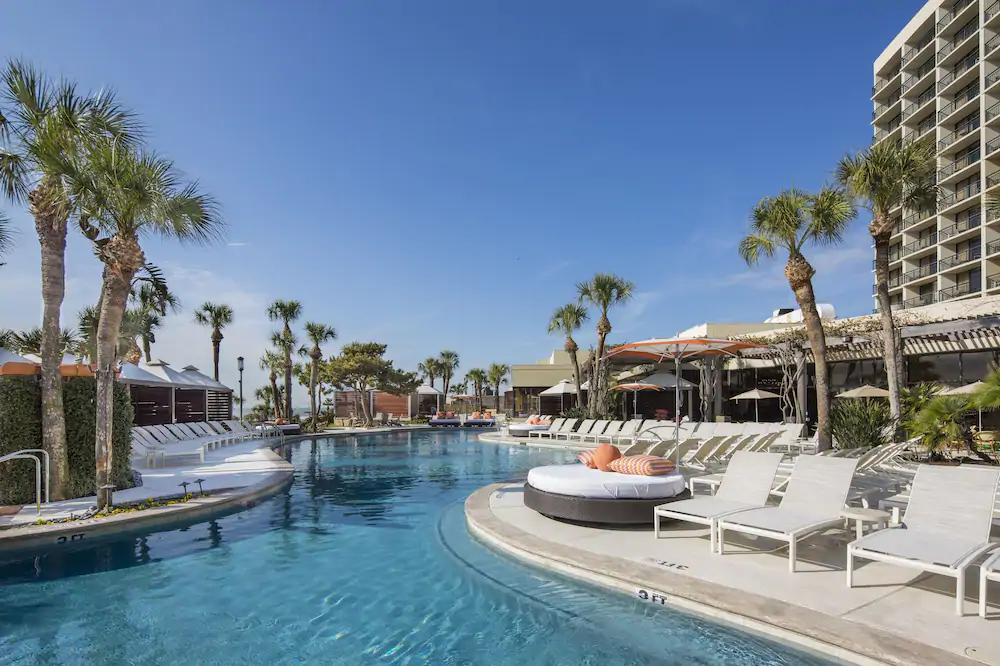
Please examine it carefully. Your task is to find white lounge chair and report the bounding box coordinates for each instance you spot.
[530,418,570,440]
[848,464,1000,616]
[579,420,620,444]
[654,451,785,552]
[718,455,859,572]
[567,420,609,444]
[556,419,595,441]
[981,548,1000,618]
[603,419,643,445]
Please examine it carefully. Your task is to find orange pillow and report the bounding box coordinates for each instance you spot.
[528,417,540,425]
[577,451,596,468]
[484,411,492,418]
[446,412,455,418]
[471,412,481,419]
[435,411,445,419]
[592,443,622,472]
[608,455,676,476]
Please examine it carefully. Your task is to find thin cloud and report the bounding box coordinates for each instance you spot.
[227,241,249,247]
[538,259,573,279]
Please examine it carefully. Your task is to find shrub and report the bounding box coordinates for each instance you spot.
[829,398,895,450]
[0,377,134,504]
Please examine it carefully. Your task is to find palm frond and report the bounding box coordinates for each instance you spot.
[737,233,775,267]
[806,185,857,247]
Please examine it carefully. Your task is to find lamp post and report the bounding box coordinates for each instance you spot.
[237,356,244,420]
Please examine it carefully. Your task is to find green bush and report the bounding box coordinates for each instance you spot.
[829,398,895,450]
[0,377,134,504]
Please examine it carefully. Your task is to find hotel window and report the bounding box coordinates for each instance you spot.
[956,205,981,228]
[955,110,980,135]
[956,237,982,259]
[953,79,979,105]
[954,142,980,165]
[918,114,936,135]
[958,267,982,292]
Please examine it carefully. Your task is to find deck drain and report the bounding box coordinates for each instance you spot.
[965,646,993,665]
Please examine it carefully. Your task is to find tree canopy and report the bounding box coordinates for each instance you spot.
[320,342,420,397]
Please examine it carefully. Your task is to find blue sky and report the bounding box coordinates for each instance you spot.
[0,0,925,400]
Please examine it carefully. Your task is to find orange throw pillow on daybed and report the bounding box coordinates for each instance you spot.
[485,411,492,418]
[577,450,596,468]
[471,412,481,419]
[592,443,622,471]
[528,417,540,425]
[608,455,676,476]
[446,412,455,418]
[435,411,445,419]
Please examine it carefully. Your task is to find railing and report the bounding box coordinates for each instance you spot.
[989,136,1000,155]
[903,263,938,282]
[939,214,982,239]
[939,247,982,269]
[872,249,903,268]
[989,65,1000,89]
[988,239,1000,255]
[902,293,937,309]
[917,85,937,107]
[902,209,935,229]
[938,51,980,91]
[989,170,1000,189]
[940,180,982,206]
[989,0,1000,22]
[0,449,49,514]
[939,281,981,300]
[988,33,1000,56]
[939,116,981,149]
[872,276,902,293]
[937,0,976,34]
[991,206,1000,221]
[940,18,979,58]
[989,101,1000,122]
[939,149,980,178]
[903,233,938,255]
[904,31,936,64]
[989,272,1000,289]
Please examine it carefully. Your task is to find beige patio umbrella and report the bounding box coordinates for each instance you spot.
[941,381,986,429]
[540,379,581,413]
[835,385,890,399]
[730,388,781,422]
[611,382,665,419]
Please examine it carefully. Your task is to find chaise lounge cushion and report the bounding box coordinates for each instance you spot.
[608,455,675,476]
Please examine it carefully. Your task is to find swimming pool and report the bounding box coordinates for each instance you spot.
[0,430,836,664]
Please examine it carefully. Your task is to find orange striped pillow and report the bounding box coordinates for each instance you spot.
[607,455,675,476]
[577,451,596,468]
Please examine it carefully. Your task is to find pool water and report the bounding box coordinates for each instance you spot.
[0,430,836,665]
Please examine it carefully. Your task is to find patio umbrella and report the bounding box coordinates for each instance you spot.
[605,337,764,462]
[611,382,664,420]
[942,381,986,429]
[835,385,890,399]
[540,379,580,413]
[729,388,780,423]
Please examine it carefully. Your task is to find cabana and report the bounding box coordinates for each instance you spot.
[118,360,232,426]
[413,385,443,417]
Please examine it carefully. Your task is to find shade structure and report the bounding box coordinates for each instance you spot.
[415,385,442,414]
[941,382,986,429]
[836,385,890,399]
[179,365,231,391]
[540,379,580,413]
[3,349,96,377]
[605,337,765,461]
[729,388,781,422]
[611,381,664,419]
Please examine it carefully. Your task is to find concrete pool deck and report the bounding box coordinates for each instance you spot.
[466,481,1000,666]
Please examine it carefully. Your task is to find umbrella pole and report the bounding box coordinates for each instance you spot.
[674,353,680,464]
[755,400,759,423]
[633,390,637,420]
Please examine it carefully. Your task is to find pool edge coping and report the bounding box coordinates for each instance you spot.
[465,482,980,666]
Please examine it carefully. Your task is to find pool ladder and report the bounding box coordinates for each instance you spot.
[0,448,50,515]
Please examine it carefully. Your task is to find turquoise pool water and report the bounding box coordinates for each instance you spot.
[0,430,836,664]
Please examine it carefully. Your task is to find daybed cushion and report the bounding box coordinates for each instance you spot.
[508,423,552,434]
[526,464,686,500]
[608,455,675,476]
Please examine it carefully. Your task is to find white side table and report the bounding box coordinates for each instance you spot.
[840,507,891,540]
[981,549,1000,618]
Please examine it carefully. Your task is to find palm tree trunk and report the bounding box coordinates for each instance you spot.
[787,257,832,451]
[142,335,152,363]
[592,331,608,418]
[94,268,133,509]
[566,338,584,409]
[873,227,903,419]
[32,186,71,500]
[270,372,282,419]
[443,373,451,401]
[309,358,319,432]
[282,325,293,422]
[211,329,223,380]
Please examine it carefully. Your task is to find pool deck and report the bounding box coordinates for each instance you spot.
[467,480,1000,666]
[0,426,431,550]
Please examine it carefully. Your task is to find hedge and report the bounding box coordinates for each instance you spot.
[0,377,134,504]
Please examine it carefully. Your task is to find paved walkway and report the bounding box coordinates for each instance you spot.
[469,481,1000,666]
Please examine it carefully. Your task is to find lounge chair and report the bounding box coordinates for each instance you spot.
[654,451,785,552]
[981,548,1000,618]
[566,420,609,444]
[717,455,859,572]
[848,464,1000,615]
[556,419,595,441]
[597,419,639,444]
[587,420,623,444]
[527,418,565,439]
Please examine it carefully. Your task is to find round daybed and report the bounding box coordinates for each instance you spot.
[507,422,552,437]
[524,464,690,525]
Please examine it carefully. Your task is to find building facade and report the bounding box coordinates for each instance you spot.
[873,0,1000,310]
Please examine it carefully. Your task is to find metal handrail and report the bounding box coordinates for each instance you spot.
[0,452,45,514]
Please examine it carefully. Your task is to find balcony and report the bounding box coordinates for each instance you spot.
[939,281,981,301]
[873,93,901,122]
[989,0,1000,25]
[938,150,980,179]
[939,19,979,59]
[873,70,901,97]
[989,272,1000,289]
[938,93,978,123]
[939,181,982,209]
[872,275,903,293]
[938,0,977,34]
[938,52,980,93]
[904,32,937,66]
[903,262,938,282]
[939,247,982,270]
[989,101,1000,124]
[874,122,902,145]
[991,207,1000,222]
[989,65,1000,90]
[902,209,936,230]
[902,293,937,309]
[988,170,1000,190]
[989,33,1000,57]
[939,215,982,239]
[989,137,1000,156]
[873,248,903,268]
[988,239,1000,255]
[939,117,981,149]
[903,233,938,256]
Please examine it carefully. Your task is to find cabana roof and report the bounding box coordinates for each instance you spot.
[180,365,232,392]
[118,362,176,387]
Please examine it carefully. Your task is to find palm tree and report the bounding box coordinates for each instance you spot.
[739,186,856,450]
[7,327,78,356]
[547,303,589,408]
[194,303,234,380]
[439,350,460,399]
[260,351,284,419]
[78,144,222,509]
[270,330,298,419]
[76,305,140,364]
[417,357,442,388]
[302,321,337,432]
[465,368,489,408]
[577,273,634,416]
[0,210,12,263]
[0,59,140,501]
[836,138,936,419]
[132,282,179,363]
[268,299,302,421]
[487,363,510,412]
